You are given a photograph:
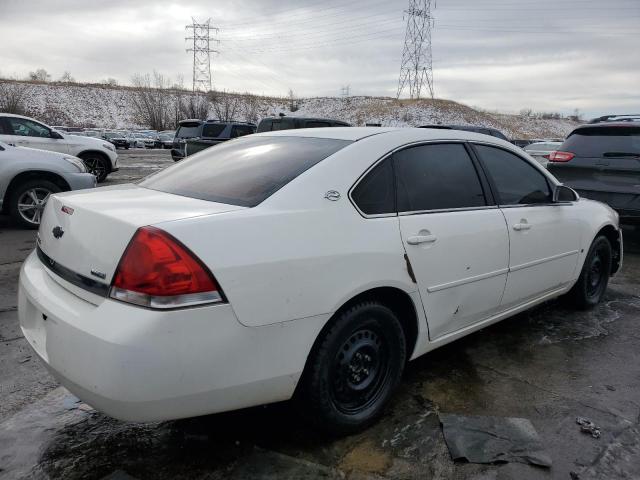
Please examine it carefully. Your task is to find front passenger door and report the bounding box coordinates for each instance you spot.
[397,143,510,340]
[5,117,69,153]
[473,144,582,308]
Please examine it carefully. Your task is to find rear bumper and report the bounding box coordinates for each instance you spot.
[18,252,322,422]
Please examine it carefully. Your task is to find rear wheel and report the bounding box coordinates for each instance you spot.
[568,235,612,309]
[298,301,406,435]
[80,153,109,182]
[9,179,61,229]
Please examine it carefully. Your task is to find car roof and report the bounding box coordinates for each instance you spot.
[254,126,518,146]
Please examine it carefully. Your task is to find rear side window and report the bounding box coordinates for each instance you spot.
[176,123,201,138]
[306,121,331,128]
[475,144,551,205]
[202,124,226,138]
[394,143,486,212]
[563,127,640,157]
[231,125,255,138]
[351,158,395,215]
[141,136,352,207]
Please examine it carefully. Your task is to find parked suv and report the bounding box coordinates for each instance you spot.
[172,120,256,161]
[547,118,640,221]
[256,116,351,134]
[0,141,96,228]
[0,114,118,182]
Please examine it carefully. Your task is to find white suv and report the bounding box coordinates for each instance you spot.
[0,114,118,182]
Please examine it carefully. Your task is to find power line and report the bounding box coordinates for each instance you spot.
[397,0,435,99]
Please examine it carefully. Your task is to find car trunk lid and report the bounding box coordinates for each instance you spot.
[37,184,244,304]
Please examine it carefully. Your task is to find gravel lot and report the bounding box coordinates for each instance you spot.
[1,149,639,479]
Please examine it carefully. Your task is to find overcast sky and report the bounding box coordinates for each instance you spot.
[0,0,638,117]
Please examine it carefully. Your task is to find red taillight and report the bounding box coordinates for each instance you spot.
[110,226,223,309]
[549,151,575,162]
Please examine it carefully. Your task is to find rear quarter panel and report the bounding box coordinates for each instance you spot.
[158,135,419,328]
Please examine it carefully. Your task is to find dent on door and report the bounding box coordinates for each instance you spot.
[401,209,510,340]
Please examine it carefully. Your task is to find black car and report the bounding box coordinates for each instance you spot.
[547,116,640,221]
[419,124,510,142]
[256,116,351,133]
[102,132,129,149]
[172,120,256,161]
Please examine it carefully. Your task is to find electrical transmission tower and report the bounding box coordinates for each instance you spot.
[396,0,435,100]
[185,18,219,92]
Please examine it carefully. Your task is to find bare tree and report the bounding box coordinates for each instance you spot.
[101,78,118,87]
[209,91,240,122]
[28,68,51,82]
[130,72,173,130]
[0,81,31,114]
[287,88,298,112]
[179,93,210,121]
[59,71,75,83]
[241,93,261,124]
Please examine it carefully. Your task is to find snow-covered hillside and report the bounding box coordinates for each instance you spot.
[3,80,577,139]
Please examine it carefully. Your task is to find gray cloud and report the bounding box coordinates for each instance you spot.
[0,0,638,117]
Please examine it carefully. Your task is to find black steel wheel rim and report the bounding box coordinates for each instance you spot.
[586,246,606,297]
[330,326,390,415]
[84,158,105,178]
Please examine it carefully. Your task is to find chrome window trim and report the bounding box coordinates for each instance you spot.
[398,205,499,217]
[349,139,493,219]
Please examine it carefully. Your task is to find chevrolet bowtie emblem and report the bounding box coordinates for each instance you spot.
[52,226,64,239]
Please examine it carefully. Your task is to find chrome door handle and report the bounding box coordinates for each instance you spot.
[513,223,531,231]
[407,234,437,245]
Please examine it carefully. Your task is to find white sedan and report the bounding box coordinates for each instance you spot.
[19,127,622,434]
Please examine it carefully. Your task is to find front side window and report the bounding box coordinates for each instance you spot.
[394,143,486,212]
[306,121,331,128]
[474,144,551,205]
[351,157,395,215]
[8,118,52,138]
[141,136,352,207]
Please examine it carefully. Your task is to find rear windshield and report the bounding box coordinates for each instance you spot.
[563,127,640,157]
[140,136,352,207]
[176,123,201,139]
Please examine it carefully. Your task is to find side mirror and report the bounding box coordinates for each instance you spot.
[51,130,64,140]
[553,185,579,202]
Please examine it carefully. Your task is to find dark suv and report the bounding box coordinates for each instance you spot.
[172,120,256,161]
[547,116,640,221]
[419,124,510,142]
[256,116,350,133]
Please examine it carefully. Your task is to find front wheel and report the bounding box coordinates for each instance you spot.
[297,301,406,435]
[9,179,61,229]
[568,235,612,309]
[80,153,109,182]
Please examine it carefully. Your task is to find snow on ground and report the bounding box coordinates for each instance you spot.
[6,81,577,139]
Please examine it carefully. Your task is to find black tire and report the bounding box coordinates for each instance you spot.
[568,235,612,309]
[298,301,406,435]
[9,179,61,229]
[79,153,110,182]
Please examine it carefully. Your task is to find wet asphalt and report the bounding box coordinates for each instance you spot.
[1,149,639,479]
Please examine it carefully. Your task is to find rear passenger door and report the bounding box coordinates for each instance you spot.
[396,143,509,340]
[473,144,582,308]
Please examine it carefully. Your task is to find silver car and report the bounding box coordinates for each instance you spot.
[0,141,96,228]
[523,141,563,167]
